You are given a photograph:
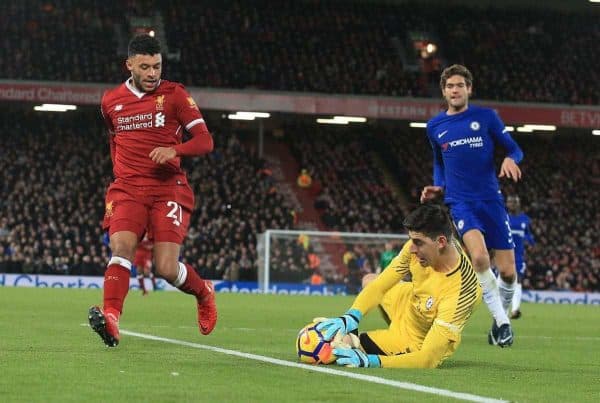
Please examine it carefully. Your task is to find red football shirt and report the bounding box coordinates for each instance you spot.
[101,79,208,186]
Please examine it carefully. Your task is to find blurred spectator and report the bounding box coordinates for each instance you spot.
[310,269,324,285]
[296,169,312,188]
[379,242,398,273]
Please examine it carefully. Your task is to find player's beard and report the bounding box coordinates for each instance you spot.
[132,73,157,93]
[448,96,467,112]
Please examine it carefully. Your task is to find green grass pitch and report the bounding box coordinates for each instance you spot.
[0,287,598,402]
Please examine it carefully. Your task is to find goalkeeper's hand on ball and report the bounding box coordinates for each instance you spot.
[333,347,381,368]
[313,308,362,341]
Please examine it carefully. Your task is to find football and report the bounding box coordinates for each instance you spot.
[295,323,335,364]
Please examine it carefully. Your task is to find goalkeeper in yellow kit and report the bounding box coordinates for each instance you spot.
[316,203,481,368]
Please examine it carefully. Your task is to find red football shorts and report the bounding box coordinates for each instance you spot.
[103,181,194,244]
[134,248,153,270]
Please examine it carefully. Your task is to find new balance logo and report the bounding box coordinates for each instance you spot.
[155,112,165,127]
[437,130,448,138]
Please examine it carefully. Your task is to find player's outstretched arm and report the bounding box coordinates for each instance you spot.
[426,133,446,191]
[149,127,214,163]
[498,157,522,182]
[332,328,451,369]
[314,258,404,341]
[172,128,214,156]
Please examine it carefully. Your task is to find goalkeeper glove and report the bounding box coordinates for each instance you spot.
[333,347,381,368]
[314,308,362,341]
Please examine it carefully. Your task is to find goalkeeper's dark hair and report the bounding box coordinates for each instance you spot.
[403,202,453,240]
[128,34,161,57]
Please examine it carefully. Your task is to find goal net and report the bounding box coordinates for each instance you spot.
[257,229,409,293]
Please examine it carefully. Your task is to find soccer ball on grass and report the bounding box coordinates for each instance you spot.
[295,323,336,364]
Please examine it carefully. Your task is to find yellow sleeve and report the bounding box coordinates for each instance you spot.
[351,241,411,315]
[378,323,454,368]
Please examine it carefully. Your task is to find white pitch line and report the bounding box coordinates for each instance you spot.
[82,324,600,342]
[120,329,508,403]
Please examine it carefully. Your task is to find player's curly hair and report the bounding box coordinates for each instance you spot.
[403,202,453,240]
[128,34,161,57]
[440,64,473,90]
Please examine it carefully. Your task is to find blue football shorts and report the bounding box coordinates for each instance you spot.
[448,199,515,250]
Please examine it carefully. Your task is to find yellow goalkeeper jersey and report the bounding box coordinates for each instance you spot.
[351,239,481,368]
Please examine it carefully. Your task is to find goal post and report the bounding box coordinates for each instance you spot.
[257,229,409,294]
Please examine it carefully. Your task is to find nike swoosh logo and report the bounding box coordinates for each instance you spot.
[437,130,448,138]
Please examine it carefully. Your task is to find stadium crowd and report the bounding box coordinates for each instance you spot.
[179,132,296,283]
[0,109,111,276]
[502,135,600,292]
[0,0,126,83]
[0,109,598,292]
[285,126,407,234]
[1,0,597,105]
[0,109,298,283]
[0,0,598,291]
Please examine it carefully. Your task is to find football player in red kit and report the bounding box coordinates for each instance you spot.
[89,34,217,347]
[134,234,156,296]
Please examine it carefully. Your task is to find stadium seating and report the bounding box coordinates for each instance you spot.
[0,108,111,276]
[0,1,597,105]
[285,125,407,234]
[0,108,597,291]
[0,0,125,83]
[0,0,598,290]
[0,108,299,282]
[502,135,600,291]
[179,131,296,282]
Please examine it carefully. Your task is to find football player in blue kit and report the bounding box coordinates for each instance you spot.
[506,195,535,319]
[421,64,523,347]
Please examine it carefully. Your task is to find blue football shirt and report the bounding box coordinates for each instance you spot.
[427,105,523,203]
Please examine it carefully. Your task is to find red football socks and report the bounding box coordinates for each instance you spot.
[137,275,147,293]
[177,263,211,300]
[103,263,131,316]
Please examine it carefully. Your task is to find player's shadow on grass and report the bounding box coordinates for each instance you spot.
[442,360,597,376]
[440,360,530,371]
[439,360,485,369]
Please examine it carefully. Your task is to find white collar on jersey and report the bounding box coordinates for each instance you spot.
[125,78,162,99]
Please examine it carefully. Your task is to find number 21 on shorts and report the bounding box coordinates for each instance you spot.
[166,201,182,226]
